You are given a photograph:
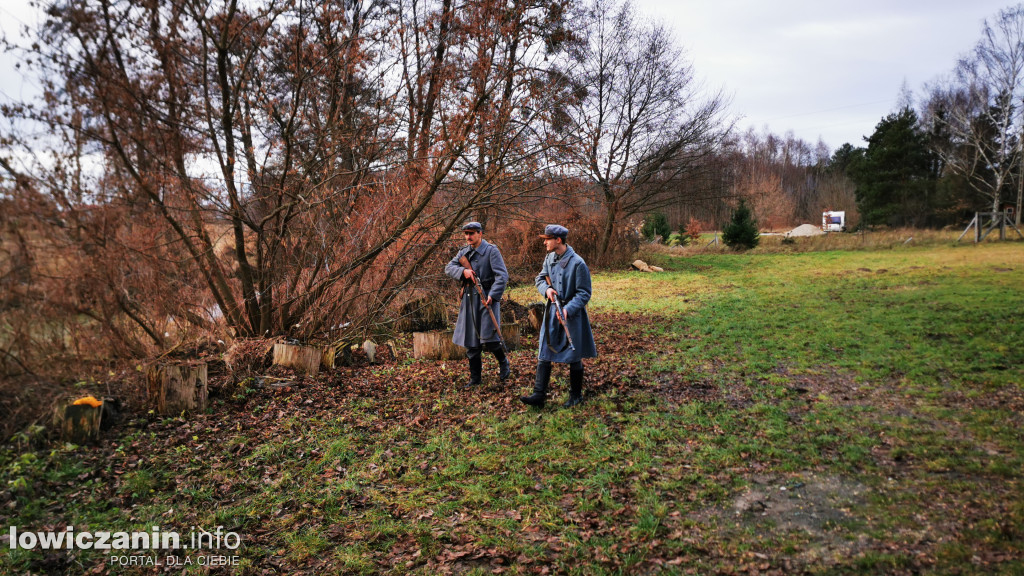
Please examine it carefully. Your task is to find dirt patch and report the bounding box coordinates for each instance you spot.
[941,384,1024,415]
[695,472,873,567]
[728,473,868,534]
[652,371,721,405]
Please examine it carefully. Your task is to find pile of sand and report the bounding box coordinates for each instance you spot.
[785,224,826,237]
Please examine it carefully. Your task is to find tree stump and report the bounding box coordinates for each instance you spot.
[61,404,102,444]
[321,345,336,370]
[526,303,545,333]
[413,322,520,360]
[272,342,323,375]
[412,330,464,360]
[147,362,208,415]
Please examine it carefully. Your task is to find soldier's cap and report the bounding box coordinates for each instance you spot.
[462,222,483,232]
[538,224,568,240]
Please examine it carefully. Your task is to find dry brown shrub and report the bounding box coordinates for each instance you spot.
[223,338,282,383]
[682,217,705,244]
[393,289,449,333]
[486,217,548,278]
[488,201,641,272]
[0,375,64,442]
[566,208,641,268]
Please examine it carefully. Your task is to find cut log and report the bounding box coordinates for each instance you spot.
[526,303,545,333]
[413,322,520,360]
[321,345,335,370]
[412,330,464,360]
[146,362,208,416]
[273,342,324,375]
[61,404,102,444]
[501,322,520,351]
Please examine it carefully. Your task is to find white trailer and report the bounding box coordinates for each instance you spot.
[822,210,846,232]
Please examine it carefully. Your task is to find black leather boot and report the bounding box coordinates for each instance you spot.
[491,343,511,382]
[463,348,482,389]
[520,361,551,407]
[563,367,584,408]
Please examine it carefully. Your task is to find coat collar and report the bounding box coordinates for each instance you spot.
[464,239,490,257]
[556,245,576,269]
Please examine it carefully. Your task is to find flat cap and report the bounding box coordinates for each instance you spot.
[538,224,568,240]
[462,221,483,232]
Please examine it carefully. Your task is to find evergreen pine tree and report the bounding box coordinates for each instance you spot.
[676,222,690,246]
[722,199,760,249]
[641,211,671,241]
[848,107,938,227]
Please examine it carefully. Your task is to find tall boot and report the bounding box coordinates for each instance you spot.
[463,347,482,390]
[490,343,511,382]
[520,361,551,407]
[563,367,584,408]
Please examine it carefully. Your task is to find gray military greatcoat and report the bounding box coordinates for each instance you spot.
[535,246,597,363]
[445,240,508,348]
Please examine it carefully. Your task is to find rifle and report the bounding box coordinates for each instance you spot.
[459,255,508,352]
[544,275,576,351]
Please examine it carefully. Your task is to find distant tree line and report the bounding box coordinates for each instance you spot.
[657,127,860,235]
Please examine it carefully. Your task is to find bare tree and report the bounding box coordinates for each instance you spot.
[1,0,570,356]
[561,0,729,262]
[720,127,850,229]
[925,4,1024,223]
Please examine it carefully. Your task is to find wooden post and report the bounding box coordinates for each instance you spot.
[61,404,102,443]
[272,342,323,375]
[147,362,208,416]
[1008,214,1024,239]
[958,212,982,243]
[979,212,1001,242]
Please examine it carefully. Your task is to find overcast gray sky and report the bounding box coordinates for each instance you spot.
[0,2,42,105]
[633,0,1017,150]
[1,1,1019,152]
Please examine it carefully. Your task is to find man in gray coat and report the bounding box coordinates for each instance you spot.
[521,224,597,408]
[445,222,510,389]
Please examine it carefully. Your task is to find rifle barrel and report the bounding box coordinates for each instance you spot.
[544,275,576,351]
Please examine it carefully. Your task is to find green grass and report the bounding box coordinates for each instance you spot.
[3,241,1023,574]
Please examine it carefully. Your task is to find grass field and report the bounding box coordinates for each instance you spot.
[2,241,1023,575]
